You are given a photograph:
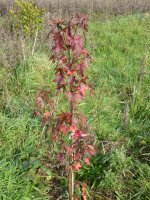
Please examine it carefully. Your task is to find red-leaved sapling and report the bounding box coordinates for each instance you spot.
[34,14,95,200]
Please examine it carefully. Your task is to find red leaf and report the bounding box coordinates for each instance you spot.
[49,99,55,111]
[69,125,77,132]
[60,125,68,135]
[50,55,55,62]
[65,145,73,154]
[33,111,37,117]
[42,116,47,126]
[73,130,81,140]
[81,115,85,125]
[44,111,50,117]
[80,59,87,76]
[66,165,72,171]
[87,145,96,155]
[57,153,64,162]
[51,135,56,142]
[42,111,50,126]
[53,73,64,91]
[75,93,83,102]
[54,17,63,25]
[81,49,87,54]
[69,76,76,90]
[73,162,82,171]
[78,84,88,96]
[84,157,91,165]
[50,17,63,26]
[52,33,65,55]
[66,92,75,102]
[57,112,72,124]
[73,153,81,161]
[35,90,50,109]
[73,36,83,55]
[66,70,76,76]
[36,96,45,108]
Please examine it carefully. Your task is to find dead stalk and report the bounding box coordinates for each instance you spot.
[124,100,129,128]
[32,29,38,56]
[20,36,25,61]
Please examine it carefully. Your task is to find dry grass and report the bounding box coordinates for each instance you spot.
[0,17,22,68]
[1,0,150,16]
[40,0,150,14]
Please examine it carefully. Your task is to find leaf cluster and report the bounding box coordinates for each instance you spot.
[10,0,44,36]
[34,15,95,173]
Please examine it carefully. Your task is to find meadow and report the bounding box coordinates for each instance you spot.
[0,2,150,200]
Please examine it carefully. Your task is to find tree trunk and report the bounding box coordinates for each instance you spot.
[68,167,74,200]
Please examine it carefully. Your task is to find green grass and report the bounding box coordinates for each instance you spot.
[0,14,150,199]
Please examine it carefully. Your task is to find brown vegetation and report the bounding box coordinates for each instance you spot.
[1,0,150,16]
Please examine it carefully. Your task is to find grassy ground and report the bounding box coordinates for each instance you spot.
[0,14,150,199]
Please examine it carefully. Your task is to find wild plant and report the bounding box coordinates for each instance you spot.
[34,15,95,199]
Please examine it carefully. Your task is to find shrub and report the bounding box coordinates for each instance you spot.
[10,0,44,36]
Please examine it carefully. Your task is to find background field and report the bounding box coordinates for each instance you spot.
[0,1,150,200]
[1,0,150,15]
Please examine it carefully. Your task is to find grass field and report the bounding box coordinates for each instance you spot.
[0,13,150,199]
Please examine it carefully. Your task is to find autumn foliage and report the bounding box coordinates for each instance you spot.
[34,14,95,199]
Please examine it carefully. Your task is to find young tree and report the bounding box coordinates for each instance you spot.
[10,0,44,59]
[35,14,95,200]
